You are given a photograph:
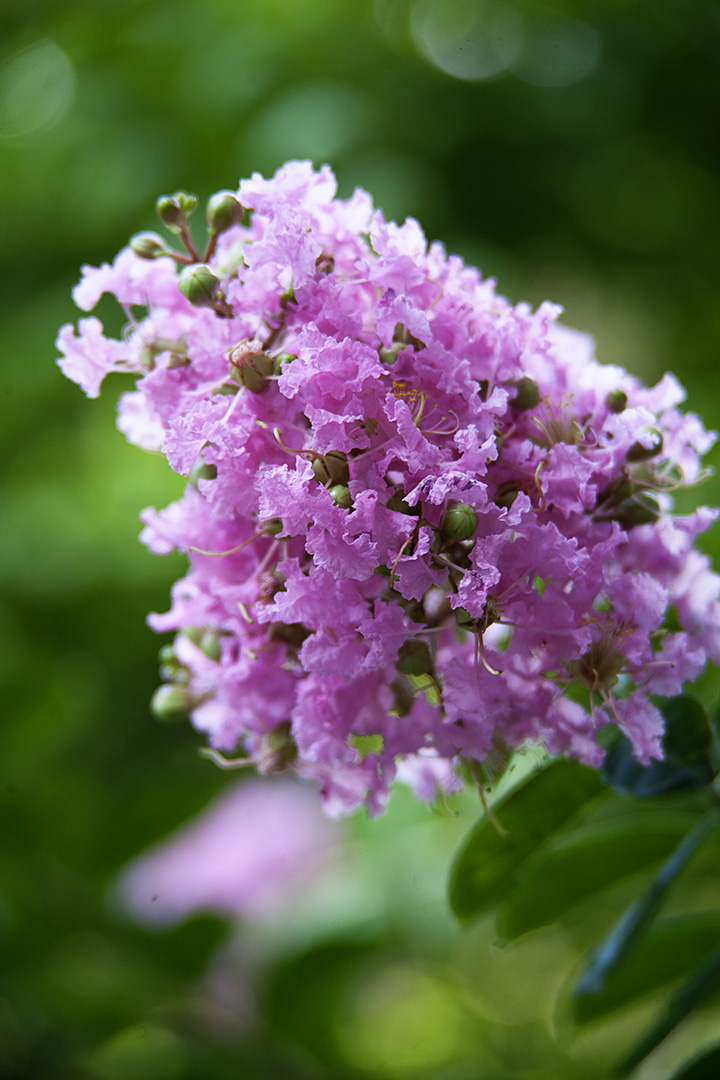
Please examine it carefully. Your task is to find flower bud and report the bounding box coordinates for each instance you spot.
[440,501,478,542]
[130,231,167,260]
[312,450,349,487]
[228,342,276,393]
[606,389,628,414]
[615,492,660,529]
[328,483,353,509]
[189,458,217,489]
[626,427,663,462]
[510,375,540,411]
[156,191,197,230]
[262,518,284,537]
[178,264,221,308]
[150,684,194,723]
[206,190,243,234]
[199,630,221,661]
[397,639,433,676]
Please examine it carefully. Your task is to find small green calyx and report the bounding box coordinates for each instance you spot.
[189,458,217,489]
[510,375,540,411]
[156,191,197,231]
[150,684,194,723]
[440,501,479,542]
[178,263,221,308]
[329,483,353,509]
[626,427,663,463]
[206,190,244,234]
[606,389,628,414]
[312,450,349,487]
[130,231,168,260]
[228,342,277,392]
[615,491,660,529]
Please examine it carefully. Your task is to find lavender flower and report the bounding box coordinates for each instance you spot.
[57,162,720,815]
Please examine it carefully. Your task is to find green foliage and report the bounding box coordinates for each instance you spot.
[449,760,605,922]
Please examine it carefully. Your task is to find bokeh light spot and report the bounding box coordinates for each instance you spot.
[338,963,465,1074]
[511,8,601,88]
[411,0,523,82]
[0,39,75,139]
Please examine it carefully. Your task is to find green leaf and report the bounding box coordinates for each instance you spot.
[603,695,716,797]
[496,812,700,940]
[572,911,720,1024]
[666,1042,720,1080]
[449,759,605,922]
[617,944,720,1076]
[574,811,720,1003]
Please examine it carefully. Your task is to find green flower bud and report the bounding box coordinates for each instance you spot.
[615,492,660,529]
[606,389,628,414]
[206,190,243,234]
[312,450,349,487]
[510,375,540,411]
[387,491,420,516]
[178,263,221,308]
[156,191,197,231]
[130,231,167,260]
[189,459,217,489]
[328,483,353,509]
[626,427,663,462]
[228,342,277,393]
[150,684,194,723]
[440,501,479,542]
[199,631,222,661]
[397,639,433,676]
[262,517,284,537]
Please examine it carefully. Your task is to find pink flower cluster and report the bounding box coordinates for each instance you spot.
[57,162,720,815]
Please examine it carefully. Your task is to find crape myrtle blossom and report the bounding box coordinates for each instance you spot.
[57,162,720,816]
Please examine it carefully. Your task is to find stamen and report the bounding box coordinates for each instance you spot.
[478,632,502,675]
[390,535,415,581]
[199,747,256,769]
[189,531,264,557]
[470,761,508,836]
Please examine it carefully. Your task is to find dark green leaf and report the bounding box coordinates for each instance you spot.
[667,1042,720,1080]
[574,811,720,1001]
[617,944,720,1076]
[603,696,715,796]
[573,911,720,1024]
[497,812,700,940]
[449,759,605,922]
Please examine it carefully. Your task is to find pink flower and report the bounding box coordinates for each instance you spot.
[58,162,720,814]
[117,779,340,925]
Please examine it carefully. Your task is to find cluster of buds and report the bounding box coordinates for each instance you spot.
[57,162,720,816]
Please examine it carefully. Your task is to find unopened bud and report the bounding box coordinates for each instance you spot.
[615,492,660,529]
[206,190,243,234]
[156,191,197,230]
[130,231,167,260]
[606,389,628,414]
[312,450,349,487]
[178,263,221,308]
[150,684,194,723]
[440,501,479,542]
[199,631,221,661]
[262,517,284,537]
[189,458,217,488]
[510,375,540,411]
[397,639,433,676]
[329,483,353,509]
[228,342,276,393]
[626,427,663,463]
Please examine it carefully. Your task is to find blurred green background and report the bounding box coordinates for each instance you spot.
[2,1,720,1077]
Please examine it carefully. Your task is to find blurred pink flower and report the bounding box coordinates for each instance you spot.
[117,778,341,926]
